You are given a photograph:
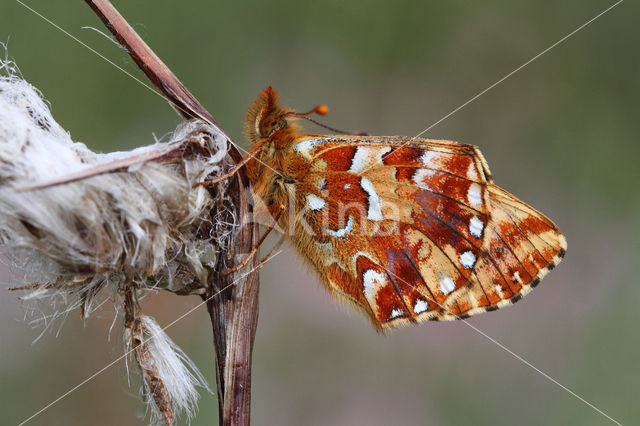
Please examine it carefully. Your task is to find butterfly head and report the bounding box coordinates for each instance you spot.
[245,86,329,146]
[245,86,288,144]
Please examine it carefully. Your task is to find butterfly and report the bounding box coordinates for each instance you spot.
[243,86,566,331]
[20,85,566,332]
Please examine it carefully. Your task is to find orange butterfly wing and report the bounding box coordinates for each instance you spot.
[285,136,566,330]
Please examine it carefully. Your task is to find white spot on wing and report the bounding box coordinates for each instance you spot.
[306,193,326,211]
[360,177,383,221]
[294,138,331,158]
[513,271,522,284]
[413,169,436,190]
[460,250,477,269]
[363,269,385,299]
[469,216,484,238]
[316,177,326,191]
[414,299,429,314]
[349,146,373,173]
[327,215,354,238]
[467,183,482,207]
[390,308,403,319]
[349,146,391,173]
[439,275,456,294]
[344,183,351,189]
[420,151,442,167]
[467,161,478,180]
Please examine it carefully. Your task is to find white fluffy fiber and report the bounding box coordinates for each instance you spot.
[0,53,229,423]
[134,315,212,424]
[0,53,233,302]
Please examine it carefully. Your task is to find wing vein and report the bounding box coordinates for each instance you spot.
[494,200,555,258]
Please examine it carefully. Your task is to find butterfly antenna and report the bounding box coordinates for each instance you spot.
[289,104,330,117]
[287,104,361,135]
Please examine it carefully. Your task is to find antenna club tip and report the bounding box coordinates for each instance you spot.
[315,104,329,115]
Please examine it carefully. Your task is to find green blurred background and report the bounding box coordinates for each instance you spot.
[1,1,638,425]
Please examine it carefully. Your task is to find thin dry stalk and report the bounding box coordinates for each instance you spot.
[0,1,261,424]
[83,2,261,424]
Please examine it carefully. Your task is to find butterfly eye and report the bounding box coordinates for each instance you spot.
[259,114,288,138]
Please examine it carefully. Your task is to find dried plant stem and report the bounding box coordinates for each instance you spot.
[207,176,260,425]
[83,1,260,424]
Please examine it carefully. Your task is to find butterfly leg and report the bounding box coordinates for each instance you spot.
[194,154,254,187]
[259,233,286,264]
[194,142,265,187]
[222,204,285,276]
